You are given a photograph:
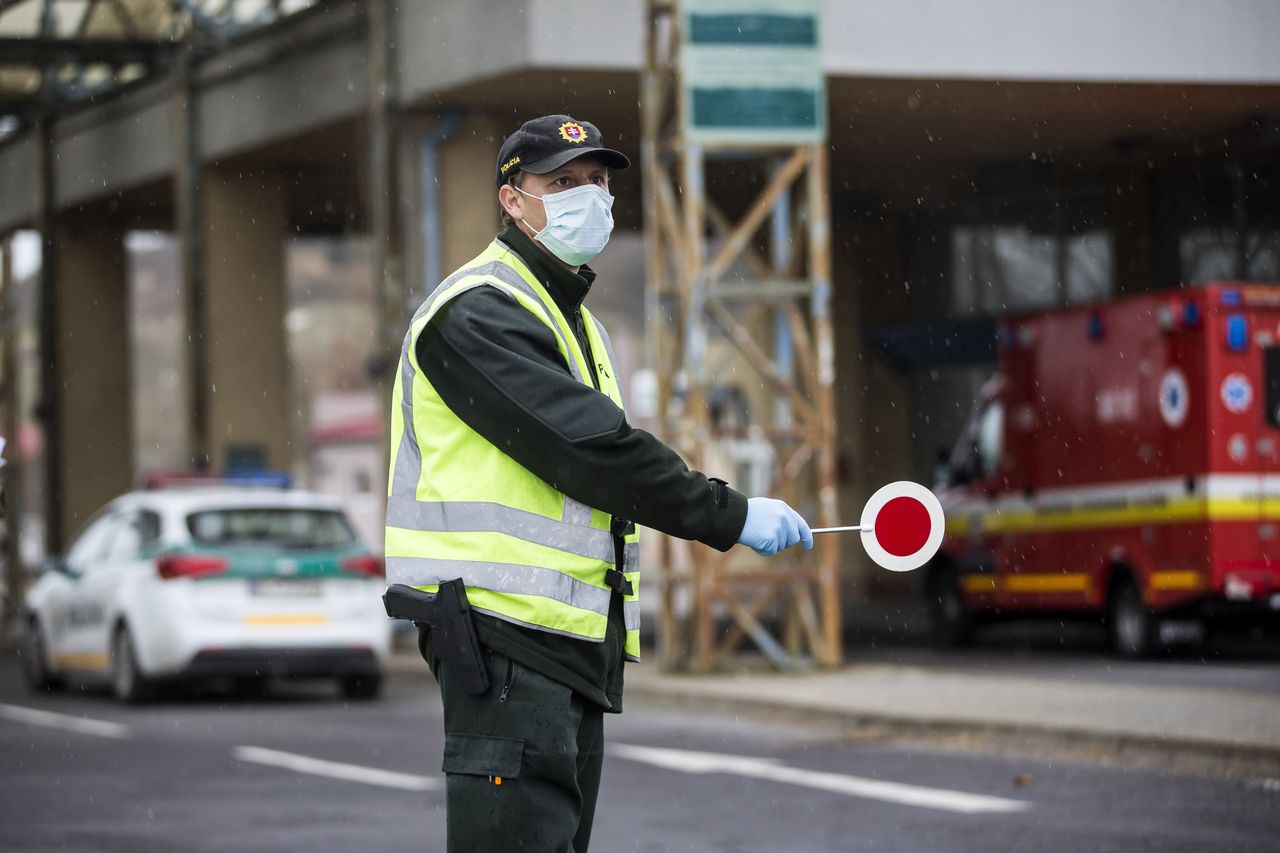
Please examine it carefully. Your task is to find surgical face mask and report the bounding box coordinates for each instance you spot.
[516,183,615,266]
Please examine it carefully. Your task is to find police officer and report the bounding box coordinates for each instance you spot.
[385,114,811,853]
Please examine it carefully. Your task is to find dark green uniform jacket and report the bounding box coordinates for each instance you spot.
[416,224,748,711]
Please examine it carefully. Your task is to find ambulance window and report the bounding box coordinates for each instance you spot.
[975,401,1004,479]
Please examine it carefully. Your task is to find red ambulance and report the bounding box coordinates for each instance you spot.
[928,282,1280,655]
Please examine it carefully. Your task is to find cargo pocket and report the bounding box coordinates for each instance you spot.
[442,734,525,851]
[442,733,524,781]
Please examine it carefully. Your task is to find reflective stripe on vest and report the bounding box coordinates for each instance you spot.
[385,239,642,660]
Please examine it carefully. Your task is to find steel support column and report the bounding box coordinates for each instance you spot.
[175,46,207,470]
[368,0,404,369]
[35,115,61,555]
[1,235,21,633]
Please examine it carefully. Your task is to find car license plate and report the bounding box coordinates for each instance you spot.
[252,579,323,598]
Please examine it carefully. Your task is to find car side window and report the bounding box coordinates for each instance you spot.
[105,511,162,562]
[64,514,121,572]
[139,511,162,548]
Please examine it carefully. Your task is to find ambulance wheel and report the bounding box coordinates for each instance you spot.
[1107,577,1157,658]
[927,566,974,647]
[22,616,64,693]
[111,624,155,704]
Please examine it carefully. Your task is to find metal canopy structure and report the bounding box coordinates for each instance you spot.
[0,0,318,136]
[642,0,842,671]
[0,0,324,571]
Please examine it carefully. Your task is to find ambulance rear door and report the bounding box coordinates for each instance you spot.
[1260,336,1280,611]
[1262,340,1280,518]
[1247,291,1280,565]
[1212,285,1280,604]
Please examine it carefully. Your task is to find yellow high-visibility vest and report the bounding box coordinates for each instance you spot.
[384,239,641,660]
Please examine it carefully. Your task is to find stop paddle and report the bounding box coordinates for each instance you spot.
[811,481,944,572]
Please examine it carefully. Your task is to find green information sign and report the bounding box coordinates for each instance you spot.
[681,0,826,144]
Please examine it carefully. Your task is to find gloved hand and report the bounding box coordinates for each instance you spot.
[737,497,814,556]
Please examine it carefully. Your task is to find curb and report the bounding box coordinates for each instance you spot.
[621,682,1280,776]
[387,651,1280,775]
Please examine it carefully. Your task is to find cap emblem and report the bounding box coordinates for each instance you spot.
[559,122,588,143]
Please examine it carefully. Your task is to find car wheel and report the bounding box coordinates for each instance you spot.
[22,617,64,692]
[1107,577,1157,658]
[927,566,974,647]
[232,676,270,699]
[340,673,382,701]
[111,625,154,704]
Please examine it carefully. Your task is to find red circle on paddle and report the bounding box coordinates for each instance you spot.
[873,496,931,557]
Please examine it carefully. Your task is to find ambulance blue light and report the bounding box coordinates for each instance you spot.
[1221,288,1242,306]
[1181,299,1200,327]
[1087,312,1105,341]
[1225,314,1248,351]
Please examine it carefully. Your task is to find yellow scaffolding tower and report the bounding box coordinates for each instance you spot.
[642,0,841,671]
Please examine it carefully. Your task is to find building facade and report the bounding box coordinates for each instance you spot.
[1,0,1278,595]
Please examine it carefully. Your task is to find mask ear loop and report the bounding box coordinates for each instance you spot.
[510,184,543,241]
[516,216,541,242]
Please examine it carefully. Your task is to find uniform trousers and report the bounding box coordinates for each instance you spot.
[435,648,605,853]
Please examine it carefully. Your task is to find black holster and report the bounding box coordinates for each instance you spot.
[383,580,491,696]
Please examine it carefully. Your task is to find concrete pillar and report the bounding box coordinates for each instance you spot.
[397,112,502,309]
[201,168,291,473]
[437,115,503,275]
[52,217,133,536]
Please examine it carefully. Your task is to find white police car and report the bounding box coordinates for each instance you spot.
[21,485,392,702]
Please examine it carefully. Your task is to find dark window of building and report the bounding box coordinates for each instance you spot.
[1152,160,1280,285]
[907,189,1112,321]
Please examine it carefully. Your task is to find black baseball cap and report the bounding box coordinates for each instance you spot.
[496,115,630,187]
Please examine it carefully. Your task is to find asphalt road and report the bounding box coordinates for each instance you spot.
[1,657,1277,853]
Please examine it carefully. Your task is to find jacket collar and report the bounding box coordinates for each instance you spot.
[498,223,595,313]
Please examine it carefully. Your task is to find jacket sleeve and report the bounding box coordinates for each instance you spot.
[416,285,748,551]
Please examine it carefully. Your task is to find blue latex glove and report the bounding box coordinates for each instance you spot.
[737,497,814,556]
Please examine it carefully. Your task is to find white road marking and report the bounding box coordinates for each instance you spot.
[610,744,1030,815]
[0,702,132,740]
[234,746,441,792]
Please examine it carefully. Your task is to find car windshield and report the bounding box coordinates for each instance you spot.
[186,508,356,550]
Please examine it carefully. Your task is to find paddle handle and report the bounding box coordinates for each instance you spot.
[810,525,867,534]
